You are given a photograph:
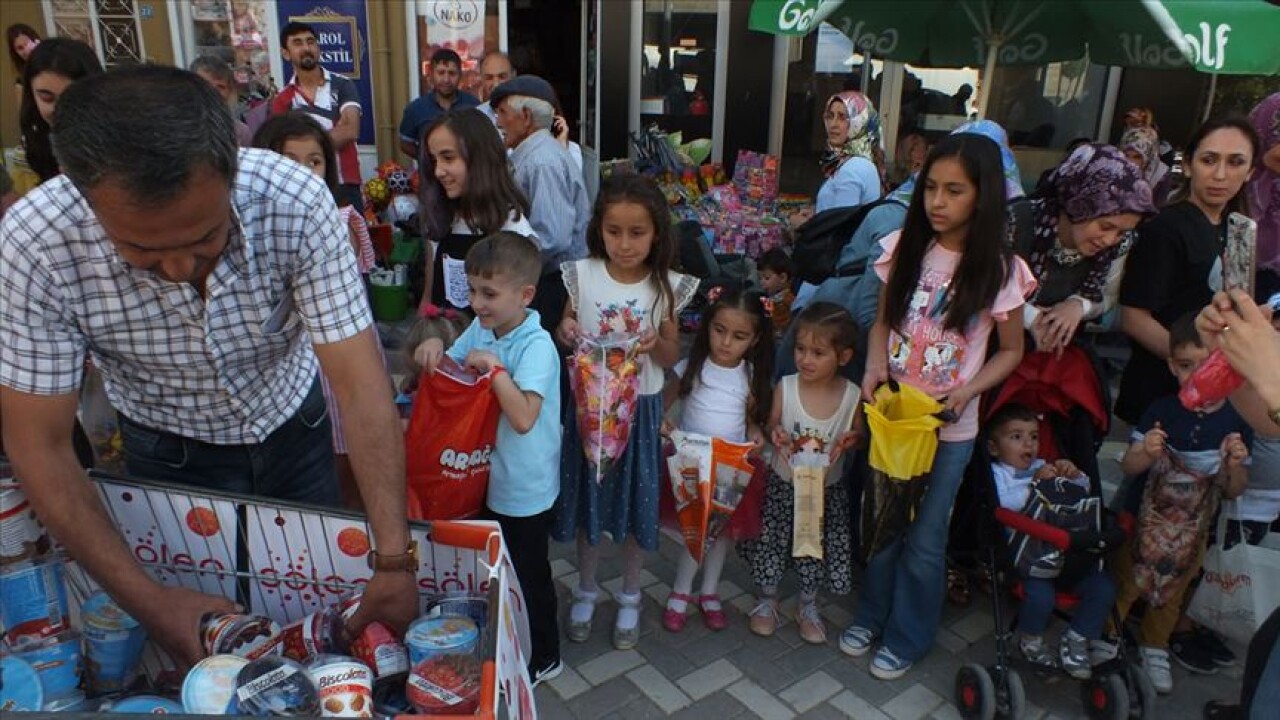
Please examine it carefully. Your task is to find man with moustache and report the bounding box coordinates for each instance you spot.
[398,48,479,159]
[271,22,363,209]
[475,50,515,124]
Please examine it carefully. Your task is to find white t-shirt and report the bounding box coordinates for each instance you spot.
[674,358,750,442]
[435,214,536,309]
[562,258,697,395]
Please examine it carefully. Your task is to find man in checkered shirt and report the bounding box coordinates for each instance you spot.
[0,66,416,665]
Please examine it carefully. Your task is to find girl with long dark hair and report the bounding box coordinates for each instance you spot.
[19,38,102,183]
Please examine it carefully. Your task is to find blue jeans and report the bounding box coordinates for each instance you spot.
[1017,569,1115,639]
[852,438,975,662]
[119,377,340,506]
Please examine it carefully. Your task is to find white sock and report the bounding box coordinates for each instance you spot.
[697,539,730,607]
[615,590,641,631]
[570,586,598,624]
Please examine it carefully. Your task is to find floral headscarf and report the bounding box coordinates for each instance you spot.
[819,91,882,179]
[1038,143,1156,223]
[1250,92,1280,272]
[1119,126,1169,187]
[952,119,1025,200]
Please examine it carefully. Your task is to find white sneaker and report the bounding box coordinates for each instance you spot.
[1140,646,1174,694]
[1089,637,1120,666]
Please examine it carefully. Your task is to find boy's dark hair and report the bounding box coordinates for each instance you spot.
[431,48,462,68]
[466,231,541,286]
[1168,312,1203,354]
[987,403,1039,437]
[280,22,315,48]
[757,248,794,280]
[251,112,341,205]
[793,302,858,353]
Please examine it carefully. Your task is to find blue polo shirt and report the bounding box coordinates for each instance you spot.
[398,90,481,145]
[447,309,560,516]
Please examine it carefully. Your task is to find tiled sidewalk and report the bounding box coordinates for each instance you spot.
[532,532,1244,720]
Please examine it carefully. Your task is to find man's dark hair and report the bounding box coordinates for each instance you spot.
[52,65,238,204]
[280,22,316,47]
[1169,312,1204,354]
[466,231,542,287]
[431,48,462,68]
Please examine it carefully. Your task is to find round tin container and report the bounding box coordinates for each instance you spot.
[0,481,50,565]
[346,621,408,682]
[104,694,185,714]
[42,690,90,712]
[181,654,249,715]
[404,615,479,666]
[200,613,282,660]
[406,654,481,715]
[0,555,70,644]
[14,630,82,700]
[0,655,44,711]
[306,654,374,718]
[233,656,320,717]
[81,590,147,695]
[279,607,342,663]
[426,594,488,630]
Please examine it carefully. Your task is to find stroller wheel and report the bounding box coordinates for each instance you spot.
[1081,672,1130,720]
[994,667,1026,720]
[1125,662,1158,718]
[955,663,996,720]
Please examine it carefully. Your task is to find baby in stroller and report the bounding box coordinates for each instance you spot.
[987,403,1116,680]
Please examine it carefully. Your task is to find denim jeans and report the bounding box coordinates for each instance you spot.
[119,377,340,506]
[1017,569,1116,639]
[852,438,975,662]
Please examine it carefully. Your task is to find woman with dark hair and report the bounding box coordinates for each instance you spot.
[6,23,40,102]
[19,37,102,183]
[1116,115,1261,424]
[417,107,534,312]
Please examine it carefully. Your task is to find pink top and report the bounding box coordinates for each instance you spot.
[340,205,376,273]
[874,231,1035,442]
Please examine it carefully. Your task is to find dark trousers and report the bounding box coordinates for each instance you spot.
[118,378,340,506]
[532,269,568,338]
[482,506,560,668]
[337,183,365,214]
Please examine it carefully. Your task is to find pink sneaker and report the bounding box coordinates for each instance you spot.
[698,594,727,631]
[663,592,694,632]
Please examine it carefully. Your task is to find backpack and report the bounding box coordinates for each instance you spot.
[1010,477,1102,580]
[791,199,890,285]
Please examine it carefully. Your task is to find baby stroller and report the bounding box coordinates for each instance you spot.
[952,378,1157,720]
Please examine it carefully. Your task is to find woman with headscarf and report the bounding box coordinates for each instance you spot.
[816,90,885,212]
[1250,92,1280,281]
[1121,126,1174,206]
[1024,143,1156,355]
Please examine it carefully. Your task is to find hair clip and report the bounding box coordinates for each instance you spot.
[706,286,725,303]
[420,303,452,319]
[759,295,776,317]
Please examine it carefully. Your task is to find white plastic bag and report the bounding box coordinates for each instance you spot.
[1187,503,1280,645]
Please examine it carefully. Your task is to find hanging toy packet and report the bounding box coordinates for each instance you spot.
[667,431,755,562]
[568,334,642,484]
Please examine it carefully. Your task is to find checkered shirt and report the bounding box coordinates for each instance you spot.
[0,149,372,444]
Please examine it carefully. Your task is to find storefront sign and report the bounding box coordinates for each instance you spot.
[417,0,486,96]
[276,0,376,144]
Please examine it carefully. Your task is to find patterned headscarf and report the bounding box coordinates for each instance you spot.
[1124,107,1157,130]
[1250,92,1280,272]
[1119,126,1169,187]
[819,91,882,179]
[952,119,1024,200]
[1038,143,1156,223]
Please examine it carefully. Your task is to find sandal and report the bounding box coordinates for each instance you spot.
[946,568,971,607]
[698,594,727,631]
[566,587,598,643]
[613,590,642,650]
[663,591,694,633]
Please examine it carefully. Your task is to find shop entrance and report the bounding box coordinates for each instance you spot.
[505,0,583,142]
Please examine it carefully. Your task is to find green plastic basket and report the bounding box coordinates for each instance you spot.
[389,236,421,265]
[370,283,408,322]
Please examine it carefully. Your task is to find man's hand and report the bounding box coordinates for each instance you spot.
[142,587,238,669]
[346,570,418,637]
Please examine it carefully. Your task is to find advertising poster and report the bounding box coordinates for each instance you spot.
[276,0,377,144]
[417,0,487,96]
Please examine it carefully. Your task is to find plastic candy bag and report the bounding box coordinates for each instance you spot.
[405,357,500,520]
[666,431,755,562]
[569,335,641,485]
[1179,349,1244,411]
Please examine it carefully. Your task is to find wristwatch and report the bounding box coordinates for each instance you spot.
[367,540,418,572]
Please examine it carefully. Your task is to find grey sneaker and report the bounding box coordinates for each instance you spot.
[1019,634,1057,669]
[1059,630,1091,679]
[1140,646,1174,694]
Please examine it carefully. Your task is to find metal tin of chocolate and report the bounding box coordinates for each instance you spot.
[0,655,44,711]
[104,694,185,713]
[0,555,70,644]
[200,613,282,660]
[181,654,249,715]
[306,654,374,718]
[404,615,479,666]
[233,656,321,717]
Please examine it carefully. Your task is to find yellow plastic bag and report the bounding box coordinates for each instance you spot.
[864,382,945,480]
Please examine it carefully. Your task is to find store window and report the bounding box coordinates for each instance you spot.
[175,1,275,105]
[45,0,144,67]
[985,59,1110,151]
[639,0,718,146]
[411,0,501,97]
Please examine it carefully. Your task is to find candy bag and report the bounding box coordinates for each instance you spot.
[666,431,755,562]
[569,335,642,485]
[1179,349,1244,411]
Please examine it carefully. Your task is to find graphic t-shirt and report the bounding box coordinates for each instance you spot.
[874,231,1036,442]
[562,258,697,394]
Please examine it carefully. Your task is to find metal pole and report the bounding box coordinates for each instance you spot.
[1203,73,1218,122]
[976,42,999,120]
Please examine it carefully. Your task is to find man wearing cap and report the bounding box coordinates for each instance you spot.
[491,75,590,335]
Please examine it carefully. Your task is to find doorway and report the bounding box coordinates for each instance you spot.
[505,0,583,140]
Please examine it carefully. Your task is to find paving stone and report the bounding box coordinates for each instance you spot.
[827,689,891,720]
[773,640,839,678]
[679,624,747,666]
[726,677,797,720]
[950,611,996,643]
[669,690,749,719]
[550,557,575,578]
[934,627,969,654]
[881,683,946,720]
[614,694,671,719]
[819,601,853,630]
[929,701,964,720]
[546,662,591,700]
[577,649,646,686]
[567,675,642,719]
[637,631,698,679]
[717,579,746,601]
[627,663,694,714]
[778,670,843,713]
[559,571,581,594]
[643,580,672,605]
[677,658,744,701]
[797,704,850,720]
[531,686,572,718]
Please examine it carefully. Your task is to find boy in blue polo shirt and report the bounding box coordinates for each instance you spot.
[413,231,562,684]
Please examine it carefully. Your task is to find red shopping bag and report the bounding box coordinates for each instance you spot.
[405,358,500,520]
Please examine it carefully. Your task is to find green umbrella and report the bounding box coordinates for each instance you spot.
[750,0,1280,115]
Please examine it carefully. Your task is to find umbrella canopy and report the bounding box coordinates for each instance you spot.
[749,0,1280,75]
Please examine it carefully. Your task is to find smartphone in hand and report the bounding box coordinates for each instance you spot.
[1223,212,1257,298]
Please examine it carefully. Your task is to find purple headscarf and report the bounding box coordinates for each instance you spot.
[1039,143,1156,223]
[1250,92,1280,272]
